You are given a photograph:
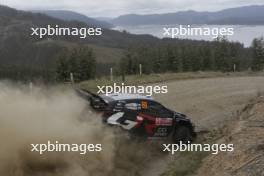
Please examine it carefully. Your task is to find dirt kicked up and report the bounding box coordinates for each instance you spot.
[0,81,162,176]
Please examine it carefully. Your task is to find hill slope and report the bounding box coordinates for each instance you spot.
[0,5,161,79]
[32,10,113,28]
[111,5,264,25]
[197,96,264,176]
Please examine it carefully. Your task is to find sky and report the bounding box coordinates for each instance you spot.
[1,0,264,17]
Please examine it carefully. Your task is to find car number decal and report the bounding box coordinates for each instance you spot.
[141,101,148,109]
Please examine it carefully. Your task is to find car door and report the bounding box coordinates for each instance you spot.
[111,100,141,130]
[139,100,173,137]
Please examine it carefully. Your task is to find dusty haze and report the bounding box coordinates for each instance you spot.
[0,81,160,176]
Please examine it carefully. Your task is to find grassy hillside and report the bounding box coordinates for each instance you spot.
[0,5,160,80]
[32,10,113,28]
[0,5,260,82]
[0,4,159,59]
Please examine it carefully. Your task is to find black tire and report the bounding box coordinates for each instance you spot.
[173,125,193,144]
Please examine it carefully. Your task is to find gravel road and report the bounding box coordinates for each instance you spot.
[155,76,264,130]
[142,76,264,176]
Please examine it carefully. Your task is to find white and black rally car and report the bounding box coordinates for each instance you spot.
[77,89,196,143]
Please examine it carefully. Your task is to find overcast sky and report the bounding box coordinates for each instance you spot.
[1,0,264,17]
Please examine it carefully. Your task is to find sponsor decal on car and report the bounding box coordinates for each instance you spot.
[155,118,173,126]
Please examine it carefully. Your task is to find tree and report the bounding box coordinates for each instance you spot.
[251,37,264,71]
[55,46,96,82]
[86,49,96,79]
[201,46,214,71]
[153,48,164,73]
[117,37,253,76]
[68,49,79,80]
[79,57,90,81]
[181,46,192,71]
[56,54,69,82]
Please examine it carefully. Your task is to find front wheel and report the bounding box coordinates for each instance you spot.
[173,126,193,144]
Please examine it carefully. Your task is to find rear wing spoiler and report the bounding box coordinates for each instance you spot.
[75,88,95,99]
[75,88,108,110]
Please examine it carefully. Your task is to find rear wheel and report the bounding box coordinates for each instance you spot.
[173,125,193,144]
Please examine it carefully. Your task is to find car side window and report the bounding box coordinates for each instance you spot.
[125,102,141,110]
[148,102,160,112]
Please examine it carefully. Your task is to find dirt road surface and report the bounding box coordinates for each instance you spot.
[196,96,264,176]
[156,76,264,129]
[142,76,264,176]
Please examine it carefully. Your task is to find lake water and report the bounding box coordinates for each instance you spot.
[113,25,264,47]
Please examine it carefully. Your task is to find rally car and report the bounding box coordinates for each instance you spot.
[77,89,196,143]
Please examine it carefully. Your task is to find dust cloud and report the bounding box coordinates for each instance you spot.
[0,81,161,176]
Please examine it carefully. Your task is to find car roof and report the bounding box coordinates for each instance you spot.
[99,93,153,102]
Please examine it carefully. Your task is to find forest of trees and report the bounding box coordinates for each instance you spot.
[118,37,264,75]
[57,37,264,83]
[1,37,263,83]
[56,46,96,82]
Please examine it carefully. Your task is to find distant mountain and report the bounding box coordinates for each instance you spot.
[32,10,114,28]
[0,5,161,79]
[95,17,113,22]
[110,5,264,25]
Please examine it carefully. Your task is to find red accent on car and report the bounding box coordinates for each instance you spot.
[138,113,157,135]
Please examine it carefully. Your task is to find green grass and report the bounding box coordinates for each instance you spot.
[160,151,208,176]
[159,121,236,176]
